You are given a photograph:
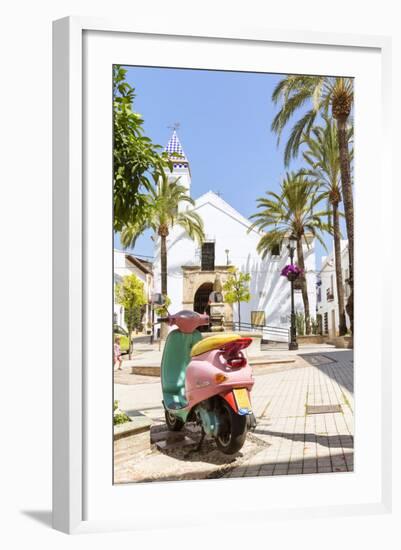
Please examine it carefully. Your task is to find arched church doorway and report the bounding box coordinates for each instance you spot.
[194,282,213,331]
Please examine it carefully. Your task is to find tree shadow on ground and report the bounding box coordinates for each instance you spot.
[222,451,354,479]
[299,350,354,394]
[253,428,354,448]
[131,451,353,483]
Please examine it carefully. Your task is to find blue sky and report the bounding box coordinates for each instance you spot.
[114,65,337,268]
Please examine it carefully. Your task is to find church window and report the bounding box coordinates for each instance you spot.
[271,243,281,256]
[201,242,215,271]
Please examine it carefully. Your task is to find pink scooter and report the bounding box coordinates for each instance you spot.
[159,310,256,454]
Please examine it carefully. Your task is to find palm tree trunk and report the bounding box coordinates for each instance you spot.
[336,117,354,334]
[160,235,167,297]
[332,202,347,335]
[159,232,168,340]
[238,301,241,331]
[296,237,311,335]
[128,308,133,360]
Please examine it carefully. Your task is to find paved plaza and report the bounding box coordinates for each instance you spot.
[114,347,353,483]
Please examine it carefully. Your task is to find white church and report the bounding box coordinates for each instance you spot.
[153,131,317,335]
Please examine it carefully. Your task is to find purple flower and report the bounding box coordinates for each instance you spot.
[281,264,304,278]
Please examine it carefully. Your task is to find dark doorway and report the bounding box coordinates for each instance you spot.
[194,282,213,331]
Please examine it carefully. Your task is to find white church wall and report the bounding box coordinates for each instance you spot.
[153,194,317,330]
[153,230,198,314]
[153,132,317,333]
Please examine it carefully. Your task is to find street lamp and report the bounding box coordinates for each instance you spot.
[287,236,299,351]
[225,249,230,266]
[149,293,165,345]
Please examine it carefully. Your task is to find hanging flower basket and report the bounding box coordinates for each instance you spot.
[281,264,303,282]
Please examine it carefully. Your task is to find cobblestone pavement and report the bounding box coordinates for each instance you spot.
[225,350,353,478]
[114,349,353,482]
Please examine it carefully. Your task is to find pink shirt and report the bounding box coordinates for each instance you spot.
[114,343,121,358]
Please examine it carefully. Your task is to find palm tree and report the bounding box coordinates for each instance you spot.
[249,173,331,334]
[121,176,205,299]
[271,76,354,332]
[300,117,353,335]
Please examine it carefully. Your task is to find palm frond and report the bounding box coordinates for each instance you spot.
[249,171,331,258]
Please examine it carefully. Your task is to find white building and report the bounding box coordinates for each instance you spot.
[317,240,351,336]
[113,250,153,333]
[153,131,317,335]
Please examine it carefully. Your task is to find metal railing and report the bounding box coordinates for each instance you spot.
[224,321,290,343]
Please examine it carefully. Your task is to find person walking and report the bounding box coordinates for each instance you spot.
[114,337,123,370]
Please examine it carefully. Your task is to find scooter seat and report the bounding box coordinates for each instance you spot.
[190,333,241,357]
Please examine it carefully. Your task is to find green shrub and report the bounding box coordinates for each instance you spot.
[113,400,131,425]
[310,317,319,335]
[295,312,305,336]
[154,295,171,317]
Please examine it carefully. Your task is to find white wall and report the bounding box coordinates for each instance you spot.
[154,192,317,329]
[168,165,191,203]
[318,241,350,335]
[113,250,153,330]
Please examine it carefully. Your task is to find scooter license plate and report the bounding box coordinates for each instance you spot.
[233,388,252,413]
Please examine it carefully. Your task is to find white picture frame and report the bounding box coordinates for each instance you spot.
[52,16,392,534]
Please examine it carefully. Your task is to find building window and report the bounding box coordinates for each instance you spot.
[270,243,281,257]
[201,242,215,271]
[326,288,335,301]
[251,311,265,327]
[113,312,118,325]
[324,312,329,334]
[326,275,335,302]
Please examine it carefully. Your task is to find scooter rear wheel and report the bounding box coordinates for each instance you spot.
[216,399,247,454]
[165,410,184,432]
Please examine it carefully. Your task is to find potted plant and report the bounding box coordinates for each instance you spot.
[281,264,304,282]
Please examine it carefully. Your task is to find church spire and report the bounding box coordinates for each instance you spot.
[165,129,191,177]
[165,130,188,163]
[164,129,191,195]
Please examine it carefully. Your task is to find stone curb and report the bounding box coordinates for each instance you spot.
[113,415,153,440]
[130,357,296,376]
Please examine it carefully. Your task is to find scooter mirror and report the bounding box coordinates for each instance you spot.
[167,310,210,333]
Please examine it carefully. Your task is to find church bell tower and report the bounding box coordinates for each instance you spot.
[165,130,191,197]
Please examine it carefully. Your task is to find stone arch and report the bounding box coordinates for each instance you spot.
[182,266,234,326]
[193,282,214,315]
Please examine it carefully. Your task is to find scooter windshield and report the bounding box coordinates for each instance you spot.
[161,329,203,409]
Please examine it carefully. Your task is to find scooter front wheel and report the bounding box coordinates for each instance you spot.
[216,399,247,454]
[165,410,184,432]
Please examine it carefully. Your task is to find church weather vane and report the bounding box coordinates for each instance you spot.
[168,122,181,132]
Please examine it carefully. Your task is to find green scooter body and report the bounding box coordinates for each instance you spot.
[161,329,202,422]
